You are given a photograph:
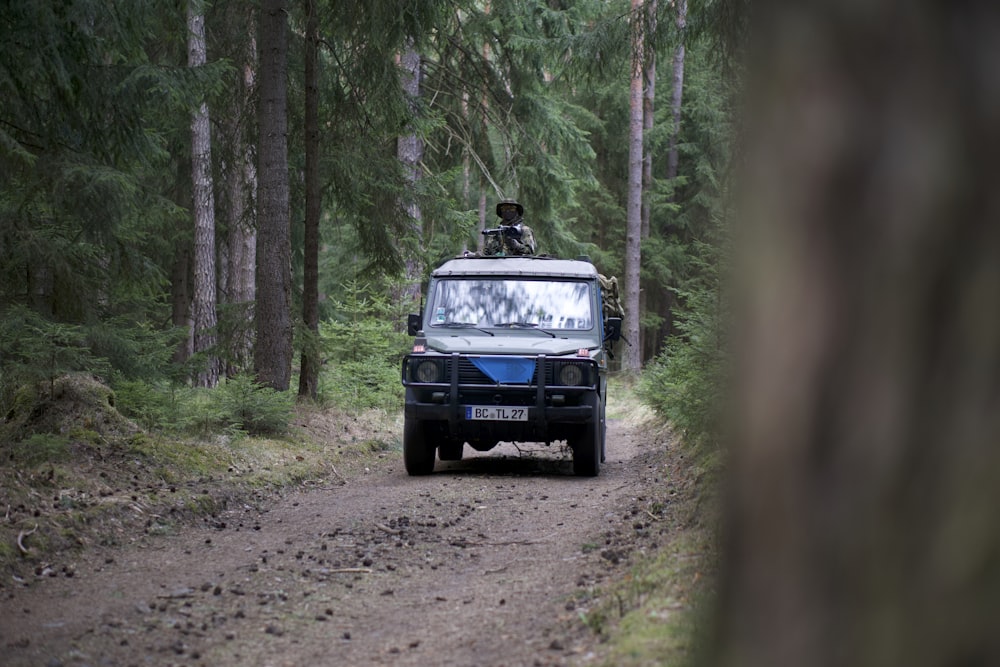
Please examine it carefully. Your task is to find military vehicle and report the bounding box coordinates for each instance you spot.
[401,255,622,476]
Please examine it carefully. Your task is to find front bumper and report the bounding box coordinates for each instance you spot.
[402,352,600,442]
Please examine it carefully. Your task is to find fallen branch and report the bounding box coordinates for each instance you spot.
[17,524,38,554]
[326,567,372,574]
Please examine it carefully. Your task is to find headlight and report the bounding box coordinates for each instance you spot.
[415,359,442,383]
[558,363,584,386]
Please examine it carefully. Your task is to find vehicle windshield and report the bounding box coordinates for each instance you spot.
[429,278,594,331]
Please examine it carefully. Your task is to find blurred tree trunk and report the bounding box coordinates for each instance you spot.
[255,0,293,391]
[716,3,1000,667]
[298,0,320,400]
[187,0,219,388]
[624,0,645,373]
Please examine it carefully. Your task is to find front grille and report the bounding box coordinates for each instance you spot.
[405,354,596,388]
[457,358,493,384]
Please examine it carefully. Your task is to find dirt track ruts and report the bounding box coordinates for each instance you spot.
[0,417,674,667]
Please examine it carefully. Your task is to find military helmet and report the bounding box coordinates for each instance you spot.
[495,198,524,217]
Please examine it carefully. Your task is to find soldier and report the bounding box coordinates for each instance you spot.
[483,199,536,256]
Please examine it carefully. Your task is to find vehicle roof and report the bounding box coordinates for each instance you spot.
[431,255,599,279]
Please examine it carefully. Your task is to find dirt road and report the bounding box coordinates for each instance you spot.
[0,418,675,667]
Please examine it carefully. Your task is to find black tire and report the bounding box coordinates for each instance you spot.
[599,399,607,463]
[600,414,607,464]
[403,418,435,475]
[572,399,602,477]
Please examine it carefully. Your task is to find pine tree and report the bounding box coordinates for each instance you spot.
[624,0,646,373]
[187,0,220,388]
[255,0,293,392]
[298,0,321,400]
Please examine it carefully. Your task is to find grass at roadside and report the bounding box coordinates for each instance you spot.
[583,375,721,667]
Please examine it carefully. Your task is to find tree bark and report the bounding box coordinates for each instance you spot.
[717,3,1000,667]
[640,0,657,363]
[224,34,257,378]
[640,0,657,242]
[398,39,424,307]
[665,0,686,183]
[298,0,320,400]
[218,3,257,379]
[187,0,219,388]
[254,0,292,392]
[624,0,645,374]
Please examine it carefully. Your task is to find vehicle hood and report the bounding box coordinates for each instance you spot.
[424,333,597,357]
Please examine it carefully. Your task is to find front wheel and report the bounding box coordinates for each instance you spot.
[572,400,603,477]
[403,418,436,475]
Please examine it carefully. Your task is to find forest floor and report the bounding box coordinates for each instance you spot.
[0,380,716,667]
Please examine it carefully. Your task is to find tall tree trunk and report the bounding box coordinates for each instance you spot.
[716,3,1000,667]
[477,183,487,252]
[224,36,257,378]
[187,0,219,388]
[640,0,657,242]
[255,0,292,391]
[665,0,686,183]
[461,89,471,253]
[397,39,424,306]
[298,0,320,400]
[640,0,657,363]
[219,5,257,378]
[624,0,645,374]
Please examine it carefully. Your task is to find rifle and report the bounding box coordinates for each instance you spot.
[481,224,523,240]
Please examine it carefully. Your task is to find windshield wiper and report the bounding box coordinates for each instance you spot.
[492,322,557,337]
[436,321,494,336]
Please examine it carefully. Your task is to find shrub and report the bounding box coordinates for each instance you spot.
[320,356,404,412]
[2,433,71,466]
[212,374,294,436]
[318,279,410,410]
[638,284,726,452]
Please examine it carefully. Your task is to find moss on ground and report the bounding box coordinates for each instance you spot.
[0,377,399,578]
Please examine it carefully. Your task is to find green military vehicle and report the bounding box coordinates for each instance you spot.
[400,255,622,476]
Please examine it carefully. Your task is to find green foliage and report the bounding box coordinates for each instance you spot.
[638,270,726,451]
[3,434,71,467]
[321,356,404,413]
[112,379,191,432]
[113,375,294,437]
[212,374,295,436]
[317,279,410,410]
[0,306,109,411]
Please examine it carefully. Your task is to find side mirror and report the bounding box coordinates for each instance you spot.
[604,317,622,342]
[407,313,423,336]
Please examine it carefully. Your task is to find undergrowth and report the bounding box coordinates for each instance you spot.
[582,380,721,667]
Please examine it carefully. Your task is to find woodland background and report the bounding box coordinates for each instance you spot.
[4,1,1000,666]
[0,0,728,435]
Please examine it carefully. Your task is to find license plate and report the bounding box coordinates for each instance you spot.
[465,406,528,421]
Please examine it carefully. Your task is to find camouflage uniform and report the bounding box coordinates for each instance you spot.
[599,274,625,320]
[483,199,537,256]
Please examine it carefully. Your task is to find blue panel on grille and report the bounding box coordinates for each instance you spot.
[470,356,535,384]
